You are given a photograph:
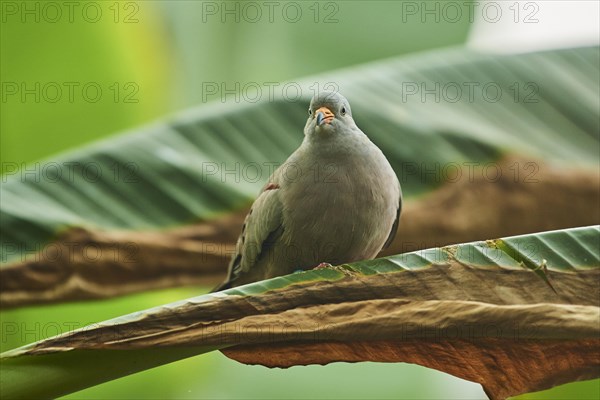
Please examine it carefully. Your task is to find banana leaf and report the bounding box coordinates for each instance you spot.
[1,226,599,399]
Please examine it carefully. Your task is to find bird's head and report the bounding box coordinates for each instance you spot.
[304,91,357,139]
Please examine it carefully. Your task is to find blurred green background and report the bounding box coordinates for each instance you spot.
[1,1,598,398]
[1,1,469,168]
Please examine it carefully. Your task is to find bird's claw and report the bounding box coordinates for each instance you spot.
[314,262,333,270]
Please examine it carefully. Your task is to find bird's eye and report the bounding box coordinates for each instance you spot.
[308,109,312,116]
[341,107,347,116]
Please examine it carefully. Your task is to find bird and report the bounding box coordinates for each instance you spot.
[214,91,401,291]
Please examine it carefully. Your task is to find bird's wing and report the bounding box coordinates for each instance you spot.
[215,183,284,290]
[382,188,402,250]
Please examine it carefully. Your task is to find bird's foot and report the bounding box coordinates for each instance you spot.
[314,262,333,270]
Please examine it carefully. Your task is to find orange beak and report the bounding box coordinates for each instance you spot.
[315,106,334,126]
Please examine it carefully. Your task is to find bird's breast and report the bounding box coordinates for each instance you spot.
[279,154,398,267]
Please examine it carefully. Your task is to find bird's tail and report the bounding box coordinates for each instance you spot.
[210,279,232,293]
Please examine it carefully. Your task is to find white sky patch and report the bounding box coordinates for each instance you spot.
[468,1,600,53]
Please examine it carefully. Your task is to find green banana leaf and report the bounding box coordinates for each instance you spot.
[1,226,599,399]
[1,46,599,308]
[2,45,598,262]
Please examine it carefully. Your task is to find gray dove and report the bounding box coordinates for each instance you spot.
[214,91,401,290]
